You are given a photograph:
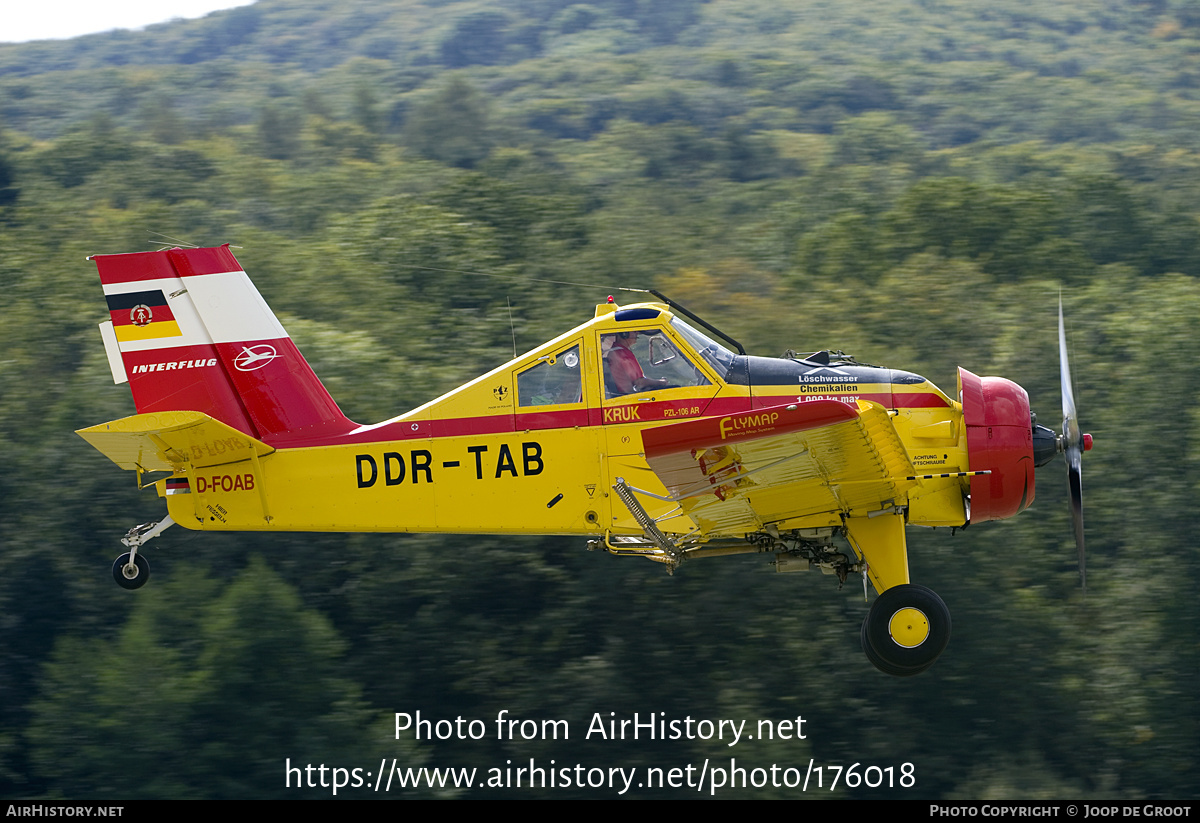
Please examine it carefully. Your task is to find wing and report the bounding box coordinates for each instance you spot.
[77,410,274,473]
[639,399,917,537]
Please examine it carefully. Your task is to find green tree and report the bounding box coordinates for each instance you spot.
[441,11,519,67]
[257,103,300,161]
[28,561,408,798]
[0,145,17,208]
[405,76,493,168]
[33,117,132,188]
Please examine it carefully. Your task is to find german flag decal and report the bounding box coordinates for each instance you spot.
[106,289,183,343]
[164,477,191,495]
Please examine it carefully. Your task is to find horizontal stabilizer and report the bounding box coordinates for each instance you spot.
[77,410,274,472]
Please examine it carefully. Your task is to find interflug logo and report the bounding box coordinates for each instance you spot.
[234,344,281,371]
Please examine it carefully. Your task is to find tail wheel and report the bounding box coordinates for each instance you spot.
[861,584,950,676]
[112,552,150,590]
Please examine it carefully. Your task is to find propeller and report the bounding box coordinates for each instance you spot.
[1058,297,1091,591]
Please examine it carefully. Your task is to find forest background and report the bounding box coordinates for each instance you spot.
[1,0,1198,800]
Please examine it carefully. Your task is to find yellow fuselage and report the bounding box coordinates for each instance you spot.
[158,303,970,541]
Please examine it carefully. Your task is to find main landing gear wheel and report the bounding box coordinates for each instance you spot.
[112,552,150,590]
[861,584,950,676]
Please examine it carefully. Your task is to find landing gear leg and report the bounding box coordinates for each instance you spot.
[861,584,951,676]
[112,515,175,591]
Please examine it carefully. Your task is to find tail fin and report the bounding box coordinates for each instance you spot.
[93,245,356,442]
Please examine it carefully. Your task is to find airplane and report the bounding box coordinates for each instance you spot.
[77,244,1092,676]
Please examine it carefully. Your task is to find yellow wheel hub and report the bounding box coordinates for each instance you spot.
[888,608,930,648]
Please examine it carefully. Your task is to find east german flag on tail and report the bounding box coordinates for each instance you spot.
[106,289,182,343]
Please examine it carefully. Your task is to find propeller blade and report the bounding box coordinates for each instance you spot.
[1067,447,1085,592]
[1059,298,1079,444]
[1059,297,1086,591]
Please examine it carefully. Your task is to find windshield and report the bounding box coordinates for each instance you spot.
[670,317,736,379]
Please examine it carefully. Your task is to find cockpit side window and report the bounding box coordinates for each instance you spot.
[601,329,710,398]
[518,345,583,407]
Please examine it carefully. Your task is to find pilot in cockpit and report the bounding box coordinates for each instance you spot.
[604,331,669,395]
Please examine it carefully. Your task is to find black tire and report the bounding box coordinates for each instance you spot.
[112,552,150,590]
[861,615,927,677]
[862,584,950,675]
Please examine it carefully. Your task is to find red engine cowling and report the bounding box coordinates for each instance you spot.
[958,367,1035,523]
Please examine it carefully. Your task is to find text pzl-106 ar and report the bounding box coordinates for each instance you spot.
[78,246,1092,676]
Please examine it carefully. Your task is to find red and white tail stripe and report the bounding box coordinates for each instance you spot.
[93,245,356,442]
